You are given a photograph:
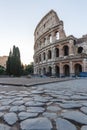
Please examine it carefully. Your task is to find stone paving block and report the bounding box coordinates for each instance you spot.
[20,117,52,130]
[55,118,77,130]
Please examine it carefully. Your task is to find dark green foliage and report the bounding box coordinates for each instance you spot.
[24,62,34,75]
[0,65,5,75]
[6,45,22,76]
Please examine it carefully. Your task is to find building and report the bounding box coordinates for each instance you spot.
[33,10,87,77]
[0,56,8,68]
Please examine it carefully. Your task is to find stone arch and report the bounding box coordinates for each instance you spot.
[39,68,41,75]
[39,54,41,62]
[43,52,46,60]
[43,67,46,75]
[35,57,38,63]
[55,65,60,77]
[78,47,83,54]
[48,66,52,76]
[49,34,52,43]
[55,31,59,40]
[63,64,70,76]
[55,48,59,57]
[63,45,69,56]
[74,63,82,76]
[48,50,52,59]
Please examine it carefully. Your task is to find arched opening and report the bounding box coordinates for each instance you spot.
[75,64,82,76]
[43,52,46,60]
[35,57,38,63]
[63,45,69,56]
[49,35,52,43]
[48,50,52,59]
[55,65,60,77]
[55,48,59,57]
[39,54,41,62]
[44,38,46,45]
[78,47,83,54]
[56,32,59,40]
[39,68,41,75]
[48,66,52,76]
[43,68,46,75]
[63,65,70,77]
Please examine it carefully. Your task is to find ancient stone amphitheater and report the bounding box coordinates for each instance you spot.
[33,10,87,77]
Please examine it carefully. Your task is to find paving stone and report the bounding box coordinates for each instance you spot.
[0,106,10,111]
[33,96,49,103]
[12,100,24,105]
[18,112,38,120]
[47,106,61,112]
[20,117,52,130]
[10,106,18,112]
[31,90,43,94]
[80,107,87,114]
[0,112,4,117]
[0,123,11,130]
[1,100,13,105]
[18,105,26,112]
[56,118,77,130]
[59,103,82,109]
[82,102,87,107]
[25,101,45,107]
[71,95,87,100]
[27,107,45,113]
[81,125,87,130]
[4,112,18,125]
[10,105,26,112]
[43,112,57,119]
[61,111,87,125]
[0,96,5,100]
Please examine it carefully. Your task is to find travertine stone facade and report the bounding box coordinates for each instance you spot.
[0,56,8,68]
[33,10,87,77]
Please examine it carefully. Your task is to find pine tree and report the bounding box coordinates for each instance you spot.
[6,45,22,76]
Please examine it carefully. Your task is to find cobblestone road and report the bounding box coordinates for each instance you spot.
[0,78,87,130]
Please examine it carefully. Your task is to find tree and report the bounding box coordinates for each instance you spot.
[24,62,34,75]
[0,65,5,75]
[6,45,22,76]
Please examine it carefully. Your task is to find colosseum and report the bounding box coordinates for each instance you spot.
[33,10,87,77]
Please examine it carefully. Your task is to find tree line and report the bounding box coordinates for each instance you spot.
[0,45,33,76]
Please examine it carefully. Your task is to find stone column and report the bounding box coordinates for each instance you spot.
[45,50,48,61]
[46,36,50,45]
[51,31,56,43]
[59,62,63,77]
[70,61,74,77]
[52,64,55,76]
[69,40,74,56]
[58,24,66,39]
[59,45,63,57]
[44,36,48,46]
[83,59,87,72]
[52,47,55,60]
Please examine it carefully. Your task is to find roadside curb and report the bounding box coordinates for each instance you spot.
[0,78,76,87]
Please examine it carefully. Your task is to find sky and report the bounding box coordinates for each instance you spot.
[0,0,87,65]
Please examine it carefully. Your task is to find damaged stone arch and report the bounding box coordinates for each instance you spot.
[43,67,46,75]
[74,63,82,76]
[48,50,52,59]
[43,52,46,60]
[78,46,83,54]
[63,45,69,56]
[55,31,59,40]
[55,48,59,57]
[63,64,70,77]
[55,65,60,77]
[47,66,52,76]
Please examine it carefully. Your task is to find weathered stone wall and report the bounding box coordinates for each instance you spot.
[0,56,8,68]
[34,10,87,77]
